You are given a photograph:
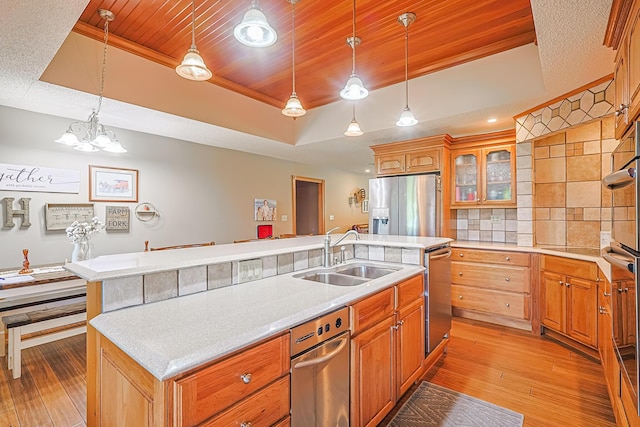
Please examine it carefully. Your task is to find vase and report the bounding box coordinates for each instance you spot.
[71,240,92,262]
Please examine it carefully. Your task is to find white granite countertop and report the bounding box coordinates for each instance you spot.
[87,235,451,381]
[66,234,452,282]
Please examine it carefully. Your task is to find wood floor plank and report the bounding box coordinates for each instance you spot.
[381,318,616,427]
[1,355,53,427]
[0,408,21,427]
[23,345,84,427]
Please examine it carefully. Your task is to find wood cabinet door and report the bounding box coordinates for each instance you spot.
[405,149,440,174]
[598,289,616,396]
[451,148,481,207]
[376,154,406,176]
[397,298,425,396]
[566,277,598,348]
[615,44,629,140]
[481,145,516,207]
[541,271,565,332]
[628,6,640,124]
[621,279,637,347]
[351,316,396,427]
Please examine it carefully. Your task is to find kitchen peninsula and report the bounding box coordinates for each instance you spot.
[66,234,451,426]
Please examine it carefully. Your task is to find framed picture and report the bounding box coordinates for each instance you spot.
[89,165,138,202]
[254,199,277,221]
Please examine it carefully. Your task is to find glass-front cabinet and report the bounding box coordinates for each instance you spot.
[451,144,516,208]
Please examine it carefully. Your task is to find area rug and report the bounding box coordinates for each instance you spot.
[388,382,524,427]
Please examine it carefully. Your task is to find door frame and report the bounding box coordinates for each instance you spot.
[292,176,325,235]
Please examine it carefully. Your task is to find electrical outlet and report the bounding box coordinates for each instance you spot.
[490,215,501,224]
[238,259,263,284]
[600,231,611,249]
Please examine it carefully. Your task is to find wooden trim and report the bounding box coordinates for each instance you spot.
[542,327,600,362]
[450,129,516,149]
[72,22,282,109]
[530,253,541,335]
[86,280,102,427]
[291,176,325,235]
[604,0,635,48]
[514,74,614,120]
[370,134,453,156]
[423,337,448,373]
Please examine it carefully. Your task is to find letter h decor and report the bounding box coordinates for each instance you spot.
[3,198,31,228]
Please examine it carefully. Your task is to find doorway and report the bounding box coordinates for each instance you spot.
[292,176,325,235]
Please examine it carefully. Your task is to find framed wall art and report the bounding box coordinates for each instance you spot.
[254,199,277,221]
[89,165,138,202]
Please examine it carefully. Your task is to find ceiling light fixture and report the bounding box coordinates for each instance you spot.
[488,118,497,123]
[54,9,126,153]
[396,12,417,127]
[345,103,363,136]
[282,0,306,118]
[176,0,212,81]
[340,0,368,100]
[234,0,278,48]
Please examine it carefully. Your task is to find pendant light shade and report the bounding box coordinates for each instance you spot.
[176,1,212,81]
[396,12,417,127]
[345,103,363,136]
[234,0,278,47]
[340,1,368,100]
[282,0,306,118]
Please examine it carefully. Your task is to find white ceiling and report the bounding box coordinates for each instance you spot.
[0,0,615,176]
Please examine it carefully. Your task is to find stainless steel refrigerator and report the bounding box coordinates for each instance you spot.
[368,173,441,237]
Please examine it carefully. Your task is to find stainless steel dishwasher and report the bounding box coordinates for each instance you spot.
[290,306,350,427]
[425,245,452,354]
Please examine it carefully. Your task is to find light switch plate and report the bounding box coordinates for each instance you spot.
[600,231,611,249]
[329,215,335,221]
[238,259,263,284]
[490,215,501,224]
[281,215,288,222]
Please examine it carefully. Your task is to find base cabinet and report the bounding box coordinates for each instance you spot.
[540,256,598,349]
[350,275,425,427]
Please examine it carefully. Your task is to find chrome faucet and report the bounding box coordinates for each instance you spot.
[323,227,359,267]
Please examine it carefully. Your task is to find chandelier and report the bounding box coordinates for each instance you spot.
[340,0,368,100]
[234,0,278,47]
[54,9,126,153]
[282,0,306,117]
[176,0,213,81]
[396,12,418,127]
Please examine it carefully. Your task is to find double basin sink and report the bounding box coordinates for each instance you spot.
[293,263,400,286]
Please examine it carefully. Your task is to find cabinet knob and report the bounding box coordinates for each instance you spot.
[565,283,570,288]
[505,257,510,261]
[459,253,464,257]
[618,288,624,293]
[558,281,563,285]
[241,423,253,427]
[505,277,510,282]
[599,306,607,314]
[615,104,629,116]
[459,295,463,299]
[505,303,510,308]
[240,373,252,384]
[458,272,463,276]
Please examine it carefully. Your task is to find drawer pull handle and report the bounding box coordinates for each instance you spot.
[459,253,464,257]
[505,277,510,282]
[505,303,510,308]
[458,272,463,276]
[240,373,252,384]
[505,257,510,261]
[459,295,463,300]
[604,292,612,297]
[241,423,253,427]
[599,306,606,314]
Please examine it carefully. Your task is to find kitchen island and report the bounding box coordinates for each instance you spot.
[65,234,451,427]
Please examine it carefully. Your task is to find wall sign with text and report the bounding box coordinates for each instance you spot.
[0,163,80,193]
[105,206,130,231]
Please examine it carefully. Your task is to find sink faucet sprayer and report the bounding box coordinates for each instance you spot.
[323,227,360,267]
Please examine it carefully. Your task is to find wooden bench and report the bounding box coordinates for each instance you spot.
[2,301,86,379]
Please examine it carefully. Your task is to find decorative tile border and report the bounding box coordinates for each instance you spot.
[515,79,614,143]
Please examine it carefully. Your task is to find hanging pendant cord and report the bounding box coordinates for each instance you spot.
[291,1,297,93]
[191,1,196,48]
[404,23,409,109]
[351,0,356,74]
[96,15,110,117]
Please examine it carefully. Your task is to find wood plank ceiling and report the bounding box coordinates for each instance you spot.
[73,0,535,110]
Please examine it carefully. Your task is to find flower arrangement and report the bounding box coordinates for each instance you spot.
[65,217,105,243]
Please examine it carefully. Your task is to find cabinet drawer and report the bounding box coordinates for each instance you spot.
[175,334,290,427]
[542,255,598,281]
[451,262,530,293]
[202,375,290,427]
[396,274,424,310]
[351,287,395,335]
[452,248,529,267]
[452,285,528,320]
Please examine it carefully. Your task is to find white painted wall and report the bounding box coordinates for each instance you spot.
[0,106,369,269]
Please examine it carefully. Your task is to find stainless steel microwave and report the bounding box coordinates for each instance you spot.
[604,121,640,253]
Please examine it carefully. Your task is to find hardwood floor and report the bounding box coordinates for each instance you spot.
[0,334,86,427]
[382,318,617,426]
[0,319,617,427]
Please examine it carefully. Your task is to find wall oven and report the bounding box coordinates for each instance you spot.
[603,121,640,416]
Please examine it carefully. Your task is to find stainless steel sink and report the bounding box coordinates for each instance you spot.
[293,263,399,286]
[334,264,400,279]
[294,271,368,286]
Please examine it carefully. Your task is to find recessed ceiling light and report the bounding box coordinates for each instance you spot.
[487,118,497,123]
[365,169,370,173]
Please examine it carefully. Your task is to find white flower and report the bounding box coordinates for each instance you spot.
[66,217,105,243]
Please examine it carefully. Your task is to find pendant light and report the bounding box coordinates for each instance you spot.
[54,9,126,153]
[340,0,368,100]
[344,102,363,136]
[396,12,418,127]
[234,0,278,47]
[176,1,212,81]
[282,0,306,117]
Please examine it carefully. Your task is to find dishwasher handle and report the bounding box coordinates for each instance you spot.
[428,248,451,261]
[293,335,348,369]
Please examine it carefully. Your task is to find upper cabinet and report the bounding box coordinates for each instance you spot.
[370,135,452,177]
[607,0,640,139]
[450,131,516,208]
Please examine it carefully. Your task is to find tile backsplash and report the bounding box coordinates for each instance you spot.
[453,208,518,243]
